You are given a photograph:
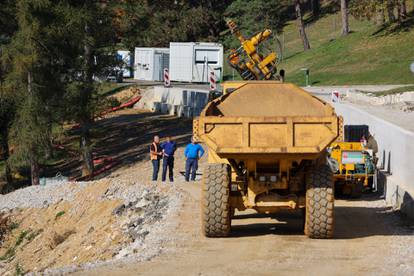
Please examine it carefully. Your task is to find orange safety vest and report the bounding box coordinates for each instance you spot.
[150,142,159,160]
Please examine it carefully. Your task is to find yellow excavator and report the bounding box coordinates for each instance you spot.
[226,20,283,81]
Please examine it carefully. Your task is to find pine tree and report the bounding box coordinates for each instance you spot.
[3,0,65,185]
[0,0,17,188]
[60,1,119,177]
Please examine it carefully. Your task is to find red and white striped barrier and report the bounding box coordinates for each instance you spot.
[163,68,170,87]
[331,90,341,102]
[209,71,217,91]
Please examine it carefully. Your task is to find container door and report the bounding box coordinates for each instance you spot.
[161,53,169,72]
[193,49,220,83]
[153,53,162,81]
[170,44,193,82]
[135,49,153,80]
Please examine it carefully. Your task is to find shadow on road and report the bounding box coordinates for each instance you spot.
[229,194,413,239]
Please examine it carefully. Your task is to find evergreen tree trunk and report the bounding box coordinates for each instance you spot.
[295,0,310,51]
[80,23,94,177]
[30,155,40,186]
[399,0,407,20]
[27,70,40,186]
[0,132,12,185]
[341,0,350,35]
[311,0,320,18]
[387,0,396,23]
[80,119,94,177]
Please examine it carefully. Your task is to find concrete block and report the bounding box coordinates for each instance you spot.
[136,85,209,117]
[160,103,169,113]
[152,102,161,112]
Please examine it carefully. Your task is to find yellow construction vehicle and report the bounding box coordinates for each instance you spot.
[194,21,339,239]
[194,81,339,238]
[226,20,282,81]
[328,124,376,197]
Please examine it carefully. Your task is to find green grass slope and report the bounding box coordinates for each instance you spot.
[281,12,414,86]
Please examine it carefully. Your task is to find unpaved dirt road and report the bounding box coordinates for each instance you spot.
[77,179,414,276]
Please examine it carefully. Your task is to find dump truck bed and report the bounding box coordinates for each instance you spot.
[194,81,339,156]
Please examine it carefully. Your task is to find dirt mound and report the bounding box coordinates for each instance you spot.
[110,86,140,102]
[0,163,181,275]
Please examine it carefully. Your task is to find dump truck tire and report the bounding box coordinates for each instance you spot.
[202,163,231,237]
[305,165,334,239]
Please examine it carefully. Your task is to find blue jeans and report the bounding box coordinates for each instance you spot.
[152,159,160,181]
[162,156,174,182]
[185,158,198,181]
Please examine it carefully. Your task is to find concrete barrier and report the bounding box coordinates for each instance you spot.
[332,102,414,219]
[134,86,210,118]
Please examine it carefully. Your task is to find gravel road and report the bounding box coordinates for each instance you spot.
[72,163,414,276]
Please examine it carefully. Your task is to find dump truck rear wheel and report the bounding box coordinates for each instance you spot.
[305,165,334,239]
[202,163,231,237]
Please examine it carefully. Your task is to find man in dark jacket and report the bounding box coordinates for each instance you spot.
[161,136,177,182]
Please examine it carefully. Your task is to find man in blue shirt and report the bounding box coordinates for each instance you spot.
[184,136,205,182]
[161,136,177,182]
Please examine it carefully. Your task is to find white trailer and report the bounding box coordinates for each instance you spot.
[134,47,170,81]
[169,42,223,83]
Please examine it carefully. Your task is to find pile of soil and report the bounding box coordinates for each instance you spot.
[0,158,183,275]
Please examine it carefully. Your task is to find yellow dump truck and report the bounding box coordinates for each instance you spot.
[194,81,340,238]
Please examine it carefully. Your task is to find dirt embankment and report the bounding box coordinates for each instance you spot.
[0,150,188,275]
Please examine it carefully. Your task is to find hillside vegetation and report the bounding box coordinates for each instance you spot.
[281,11,414,85]
[223,6,414,86]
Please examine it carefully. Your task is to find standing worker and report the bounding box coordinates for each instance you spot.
[161,136,177,182]
[150,135,163,181]
[366,132,378,165]
[184,137,205,182]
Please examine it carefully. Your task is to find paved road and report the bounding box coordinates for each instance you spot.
[304,86,414,133]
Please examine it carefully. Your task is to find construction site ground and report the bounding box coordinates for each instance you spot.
[1,85,414,275]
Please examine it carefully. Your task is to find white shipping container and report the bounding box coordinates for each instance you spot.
[134,47,170,81]
[169,42,223,83]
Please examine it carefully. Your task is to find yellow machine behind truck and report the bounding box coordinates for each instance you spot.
[226,20,282,81]
[328,124,376,197]
[194,81,340,238]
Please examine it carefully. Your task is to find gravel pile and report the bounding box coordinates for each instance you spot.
[0,181,88,211]
[38,181,185,275]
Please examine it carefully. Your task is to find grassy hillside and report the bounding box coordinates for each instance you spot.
[224,8,414,86]
[281,11,414,86]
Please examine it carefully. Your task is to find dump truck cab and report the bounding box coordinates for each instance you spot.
[194,81,340,238]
